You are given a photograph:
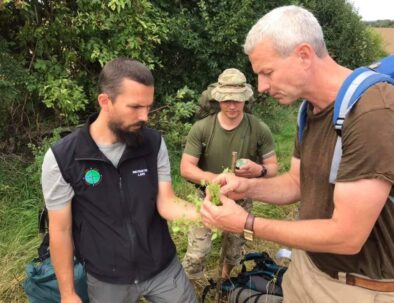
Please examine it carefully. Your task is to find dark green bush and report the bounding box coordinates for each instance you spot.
[0,0,386,155]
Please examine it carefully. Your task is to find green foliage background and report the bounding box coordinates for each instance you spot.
[0,0,389,301]
[0,0,387,153]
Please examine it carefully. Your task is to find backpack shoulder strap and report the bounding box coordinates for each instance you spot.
[244,113,266,162]
[334,55,394,133]
[200,114,218,154]
[329,66,394,184]
[245,113,261,137]
[297,100,309,144]
[35,232,50,262]
[333,67,394,135]
[246,113,264,129]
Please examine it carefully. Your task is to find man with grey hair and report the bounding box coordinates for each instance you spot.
[181,68,278,279]
[201,5,394,302]
[41,58,199,303]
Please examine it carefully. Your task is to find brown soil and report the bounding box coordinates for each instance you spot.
[373,27,394,54]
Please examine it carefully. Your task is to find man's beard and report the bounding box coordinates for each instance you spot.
[108,120,145,148]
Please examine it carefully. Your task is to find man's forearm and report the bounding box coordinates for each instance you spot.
[181,165,217,185]
[246,173,300,205]
[159,196,201,222]
[253,216,361,254]
[157,181,201,222]
[50,229,77,299]
[263,163,278,178]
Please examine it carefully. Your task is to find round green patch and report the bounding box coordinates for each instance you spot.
[84,169,102,186]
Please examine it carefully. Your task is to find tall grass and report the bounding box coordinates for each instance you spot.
[0,103,298,302]
[0,155,43,302]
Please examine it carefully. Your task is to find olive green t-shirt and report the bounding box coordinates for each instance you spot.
[184,113,275,174]
[294,83,394,279]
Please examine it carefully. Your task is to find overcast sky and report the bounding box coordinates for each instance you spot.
[348,0,394,21]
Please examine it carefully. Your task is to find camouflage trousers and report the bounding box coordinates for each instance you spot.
[182,198,252,279]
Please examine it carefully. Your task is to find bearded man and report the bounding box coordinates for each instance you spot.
[41,58,199,303]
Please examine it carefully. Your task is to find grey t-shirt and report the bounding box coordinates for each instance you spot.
[42,137,171,210]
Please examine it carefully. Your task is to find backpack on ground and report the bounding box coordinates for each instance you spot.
[297,55,394,187]
[23,208,89,303]
[202,252,287,303]
[227,288,283,303]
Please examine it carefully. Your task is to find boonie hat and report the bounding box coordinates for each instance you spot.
[211,68,253,102]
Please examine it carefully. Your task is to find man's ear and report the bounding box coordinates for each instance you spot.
[98,93,111,112]
[294,43,313,68]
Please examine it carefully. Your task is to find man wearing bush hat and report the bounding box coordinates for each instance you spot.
[181,68,278,279]
[212,68,254,102]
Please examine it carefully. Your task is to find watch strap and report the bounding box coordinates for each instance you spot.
[243,213,255,241]
[259,165,267,177]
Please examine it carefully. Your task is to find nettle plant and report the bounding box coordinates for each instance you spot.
[171,181,223,241]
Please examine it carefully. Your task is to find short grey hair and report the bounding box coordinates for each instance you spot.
[244,5,327,58]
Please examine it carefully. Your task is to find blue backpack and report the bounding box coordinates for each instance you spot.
[297,55,394,200]
[23,255,89,303]
[23,210,89,303]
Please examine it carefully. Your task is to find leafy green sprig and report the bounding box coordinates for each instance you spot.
[171,180,223,240]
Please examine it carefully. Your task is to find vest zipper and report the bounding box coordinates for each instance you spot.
[119,176,139,284]
[76,156,140,282]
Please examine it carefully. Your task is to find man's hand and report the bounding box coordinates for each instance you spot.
[235,158,263,178]
[200,194,248,233]
[61,293,82,303]
[213,173,250,200]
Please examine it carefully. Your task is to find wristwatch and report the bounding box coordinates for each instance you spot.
[259,165,267,177]
[243,213,255,241]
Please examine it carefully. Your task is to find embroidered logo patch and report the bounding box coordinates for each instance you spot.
[83,168,102,186]
[132,168,148,177]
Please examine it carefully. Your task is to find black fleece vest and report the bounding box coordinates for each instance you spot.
[51,116,176,284]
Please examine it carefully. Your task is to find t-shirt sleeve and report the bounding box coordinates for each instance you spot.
[41,148,74,210]
[183,122,204,158]
[157,137,172,182]
[258,121,276,159]
[336,108,394,184]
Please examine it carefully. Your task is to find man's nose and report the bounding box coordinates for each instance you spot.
[138,107,149,122]
[258,75,270,93]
